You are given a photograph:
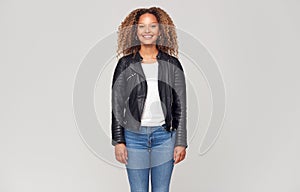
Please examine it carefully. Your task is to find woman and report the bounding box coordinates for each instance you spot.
[111,7,187,192]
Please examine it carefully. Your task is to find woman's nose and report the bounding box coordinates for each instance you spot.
[145,26,150,32]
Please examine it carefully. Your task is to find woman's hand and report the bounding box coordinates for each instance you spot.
[173,146,186,164]
[114,143,128,164]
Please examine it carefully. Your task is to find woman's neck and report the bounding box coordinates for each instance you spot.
[139,45,159,63]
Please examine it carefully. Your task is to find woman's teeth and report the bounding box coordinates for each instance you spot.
[143,35,153,39]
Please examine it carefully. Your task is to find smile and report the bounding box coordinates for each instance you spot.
[142,35,154,39]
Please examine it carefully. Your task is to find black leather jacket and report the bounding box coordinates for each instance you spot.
[111,49,187,148]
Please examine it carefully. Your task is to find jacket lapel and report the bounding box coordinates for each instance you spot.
[128,51,145,78]
[128,50,165,79]
[129,61,145,79]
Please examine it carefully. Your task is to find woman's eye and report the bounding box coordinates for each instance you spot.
[151,25,157,28]
[138,25,144,28]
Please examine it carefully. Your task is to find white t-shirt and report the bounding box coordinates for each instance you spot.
[140,61,166,126]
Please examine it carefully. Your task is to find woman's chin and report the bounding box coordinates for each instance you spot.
[140,41,157,46]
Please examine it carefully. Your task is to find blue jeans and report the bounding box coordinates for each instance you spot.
[124,124,176,192]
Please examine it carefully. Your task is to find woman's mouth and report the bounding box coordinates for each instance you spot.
[142,35,153,39]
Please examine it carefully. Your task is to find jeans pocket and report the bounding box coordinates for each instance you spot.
[161,126,177,139]
[159,125,170,133]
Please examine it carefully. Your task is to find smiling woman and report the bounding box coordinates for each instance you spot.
[116,7,178,59]
[111,7,187,192]
[136,13,160,47]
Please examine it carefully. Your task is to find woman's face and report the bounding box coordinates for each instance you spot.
[136,13,160,45]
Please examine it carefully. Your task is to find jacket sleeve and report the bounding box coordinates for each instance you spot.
[171,57,188,148]
[111,58,126,146]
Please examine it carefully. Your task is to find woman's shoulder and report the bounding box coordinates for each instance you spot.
[115,54,136,69]
[117,53,139,65]
[161,51,183,71]
[117,54,133,62]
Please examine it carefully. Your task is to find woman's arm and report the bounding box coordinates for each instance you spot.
[111,58,127,146]
[171,57,188,148]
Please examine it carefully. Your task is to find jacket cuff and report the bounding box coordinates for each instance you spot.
[175,143,188,149]
[111,139,126,146]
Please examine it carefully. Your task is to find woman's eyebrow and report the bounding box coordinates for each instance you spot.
[138,22,158,24]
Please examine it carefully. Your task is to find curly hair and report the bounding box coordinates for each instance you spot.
[117,7,178,58]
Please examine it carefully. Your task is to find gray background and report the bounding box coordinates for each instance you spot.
[1,0,300,191]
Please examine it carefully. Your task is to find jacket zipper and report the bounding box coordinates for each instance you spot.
[123,97,129,124]
[139,79,147,119]
[139,60,148,121]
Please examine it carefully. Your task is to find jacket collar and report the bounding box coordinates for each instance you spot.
[132,49,164,62]
[129,49,166,78]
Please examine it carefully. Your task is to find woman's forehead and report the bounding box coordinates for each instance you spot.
[138,13,158,22]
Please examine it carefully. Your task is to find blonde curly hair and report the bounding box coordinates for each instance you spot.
[117,7,178,58]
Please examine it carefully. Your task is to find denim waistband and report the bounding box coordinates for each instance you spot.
[127,123,166,134]
[140,123,166,129]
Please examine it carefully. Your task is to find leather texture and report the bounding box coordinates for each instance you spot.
[111,49,188,148]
